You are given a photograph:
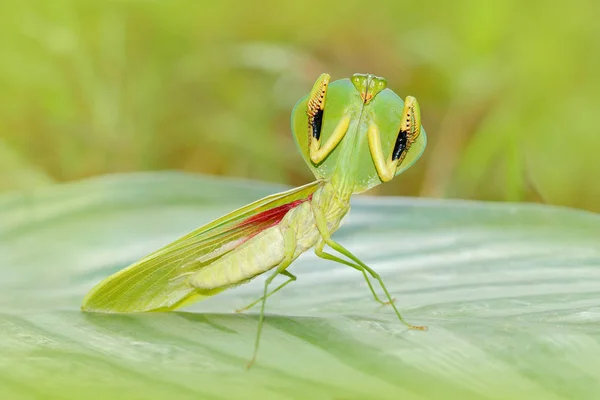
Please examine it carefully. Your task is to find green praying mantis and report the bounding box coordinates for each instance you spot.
[82,72,428,368]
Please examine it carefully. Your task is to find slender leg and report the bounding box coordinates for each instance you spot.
[311,204,426,331]
[314,239,393,305]
[235,270,297,313]
[246,228,297,369]
[307,73,351,164]
[367,96,422,182]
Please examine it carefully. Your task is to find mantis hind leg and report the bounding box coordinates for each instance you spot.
[235,270,297,313]
[314,240,393,306]
[246,228,297,369]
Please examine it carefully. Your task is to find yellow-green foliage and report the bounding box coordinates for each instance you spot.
[1,0,598,211]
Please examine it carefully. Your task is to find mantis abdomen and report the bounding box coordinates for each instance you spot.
[189,227,288,289]
[188,199,331,290]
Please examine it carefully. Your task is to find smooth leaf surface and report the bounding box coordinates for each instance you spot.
[1,172,600,400]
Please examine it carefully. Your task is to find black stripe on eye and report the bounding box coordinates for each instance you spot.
[392,130,408,161]
[311,109,323,140]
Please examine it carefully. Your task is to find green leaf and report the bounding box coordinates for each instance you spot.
[1,172,599,400]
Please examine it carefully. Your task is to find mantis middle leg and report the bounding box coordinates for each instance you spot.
[311,203,426,331]
[314,239,393,305]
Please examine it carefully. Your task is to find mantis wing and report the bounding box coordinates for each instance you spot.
[81,180,322,313]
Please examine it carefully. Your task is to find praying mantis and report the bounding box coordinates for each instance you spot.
[82,73,427,368]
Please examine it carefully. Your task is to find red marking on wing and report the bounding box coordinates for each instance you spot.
[236,194,313,244]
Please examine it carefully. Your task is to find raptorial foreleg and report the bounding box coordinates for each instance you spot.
[367,96,422,182]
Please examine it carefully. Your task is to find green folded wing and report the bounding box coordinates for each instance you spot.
[81,180,322,313]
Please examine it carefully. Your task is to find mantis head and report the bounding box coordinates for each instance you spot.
[351,73,387,104]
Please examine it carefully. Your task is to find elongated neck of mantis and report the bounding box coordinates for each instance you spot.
[330,111,363,202]
[331,165,355,204]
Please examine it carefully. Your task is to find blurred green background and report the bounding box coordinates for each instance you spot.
[1,0,599,211]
